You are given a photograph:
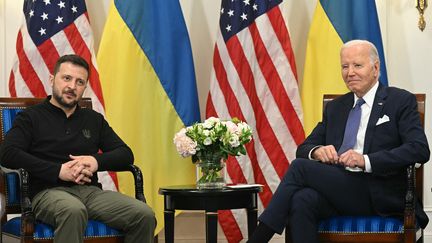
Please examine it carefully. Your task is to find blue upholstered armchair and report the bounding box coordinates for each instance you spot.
[285,94,425,243]
[0,97,146,243]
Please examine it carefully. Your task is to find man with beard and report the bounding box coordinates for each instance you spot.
[0,54,156,243]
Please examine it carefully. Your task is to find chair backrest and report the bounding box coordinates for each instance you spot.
[323,94,425,202]
[0,97,92,220]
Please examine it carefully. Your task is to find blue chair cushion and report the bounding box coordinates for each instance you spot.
[2,108,24,206]
[1,108,23,133]
[2,217,123,239]
[318,216,403,233]
[5,172,20,206]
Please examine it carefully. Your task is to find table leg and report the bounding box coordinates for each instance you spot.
[247,207,258,238]
[205,211,218,243]
[164,209,175,243]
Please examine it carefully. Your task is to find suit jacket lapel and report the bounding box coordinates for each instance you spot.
[364,84,388,153]
[335,94,354,149]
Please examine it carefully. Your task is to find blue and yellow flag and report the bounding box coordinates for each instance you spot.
[97,0,200,234]
[302,0,387,135]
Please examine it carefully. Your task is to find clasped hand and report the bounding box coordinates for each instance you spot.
[312,145,365,169]
[59,155,99,184]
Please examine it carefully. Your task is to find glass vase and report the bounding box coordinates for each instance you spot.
[196,157,226,189]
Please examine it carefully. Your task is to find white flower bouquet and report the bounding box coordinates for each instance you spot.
[173,117,253,187]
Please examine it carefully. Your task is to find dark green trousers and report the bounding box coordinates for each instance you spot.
[32,185,155,243]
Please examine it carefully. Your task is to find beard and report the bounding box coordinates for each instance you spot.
[52,88,79,109]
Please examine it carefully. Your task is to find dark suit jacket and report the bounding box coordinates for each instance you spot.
[297,84,430,228]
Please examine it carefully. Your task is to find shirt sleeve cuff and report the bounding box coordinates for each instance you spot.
[308,145,322,160]
[364,155,372,173]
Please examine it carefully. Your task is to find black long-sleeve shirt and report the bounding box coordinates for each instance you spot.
[0,97,134,198]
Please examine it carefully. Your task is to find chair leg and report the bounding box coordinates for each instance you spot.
[404,228,417,243]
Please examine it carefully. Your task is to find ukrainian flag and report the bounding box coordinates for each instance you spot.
[302,0,388,135]
[97,0,200,234]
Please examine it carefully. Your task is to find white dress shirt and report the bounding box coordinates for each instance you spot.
[308,81,379,173]
[350,81,379,172]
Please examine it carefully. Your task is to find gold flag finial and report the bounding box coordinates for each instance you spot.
[416,0,428,31]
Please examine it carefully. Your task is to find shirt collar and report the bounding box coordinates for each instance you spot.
[45,95,81,117]
[353,81,379,108]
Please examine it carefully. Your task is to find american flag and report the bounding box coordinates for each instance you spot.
[205,0,304,241]
[8,0,116,191]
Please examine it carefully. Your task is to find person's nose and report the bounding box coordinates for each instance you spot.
[347,66,355,76]
[67,80,78,89]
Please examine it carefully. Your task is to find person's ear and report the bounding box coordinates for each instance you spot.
[49,74,54,86]
[374,61,380,78]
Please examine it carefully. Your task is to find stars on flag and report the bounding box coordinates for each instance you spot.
[55,16,63,24]
[219,0,282,41]
[58,1,65,9]
[38,27,46,36]
[228,9,234,17]
[24,0,86,46]
[40,12,48,20]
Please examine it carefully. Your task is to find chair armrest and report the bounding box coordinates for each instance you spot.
[111,164,146,203]
[404,165,416,229]
[126,164,146,203]
[18,168,35,238]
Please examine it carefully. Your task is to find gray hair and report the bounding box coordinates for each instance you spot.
[341,40,380,65]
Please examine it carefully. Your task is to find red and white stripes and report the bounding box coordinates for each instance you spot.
[9,14,105,115]
[206,5,304,242]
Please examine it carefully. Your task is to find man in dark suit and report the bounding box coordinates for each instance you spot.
[248,40,430,243]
